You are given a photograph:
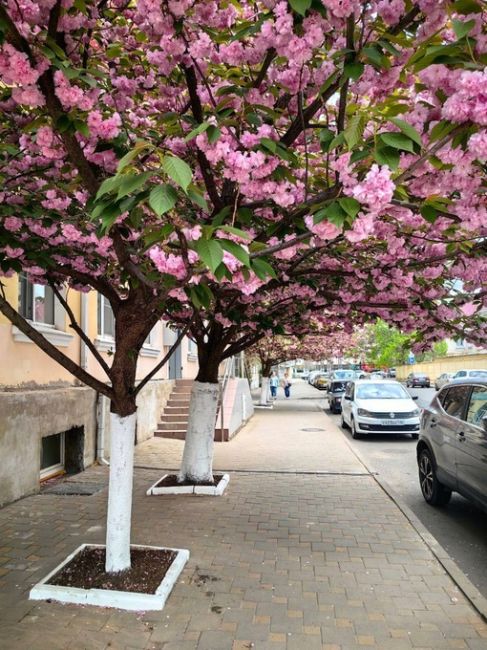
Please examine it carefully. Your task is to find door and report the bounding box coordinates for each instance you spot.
[431,385,471,487]
[168,338,182,379]
[342,382,354,423]
[455,385,487,508]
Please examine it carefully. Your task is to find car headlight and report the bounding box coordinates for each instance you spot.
[412,408,420,416]
[357,408,373,417]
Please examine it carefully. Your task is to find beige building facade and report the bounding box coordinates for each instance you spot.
[0,275,198,506]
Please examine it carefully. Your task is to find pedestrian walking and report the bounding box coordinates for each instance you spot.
[269,371,279,399]
[282,370,292,398]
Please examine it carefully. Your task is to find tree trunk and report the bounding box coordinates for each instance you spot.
[178,333,224,483]
[105,410,136,573]
[259,375,270,405]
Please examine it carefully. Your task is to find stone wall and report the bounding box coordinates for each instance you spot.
[0,387,97,507]
[396,353,487,381]
[0,379,174,506]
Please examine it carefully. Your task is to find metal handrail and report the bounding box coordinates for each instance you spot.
[218,356,235,442]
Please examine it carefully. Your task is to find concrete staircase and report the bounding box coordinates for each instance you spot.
[154,379,230,441]
[154,379,192,440]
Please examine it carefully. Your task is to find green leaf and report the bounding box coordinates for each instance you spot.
[187,186,208,211]
[162,155,192,192]
[190,284,214,309]
[211,206,232,226]
[316,203,346,228]
[73,119,90,138]
[344,114,364,149]
[251,257,276,281]
[452,18,476,40]
[328,132,345,151]
[96,175,122,200]
[117,141,151,172]
[220,239,250,267]
[143,224,174,248]
[260,137,277,153]
[343,62,364,81]
[363,46,390,69]
[116,171,152,199]
[453,0,482,14]
[374,146,400,170]
[339,197,361,219]
[195,239,223,272]
[380,132,415,153]
[289,0,312,15]
[213,262,233,282]
[218,225,252,240]
[207,125,221,143]
[149,183,178,216]
[319,127,335,152]
[388,118,422,147]
[184,121,210,142]
[429,120,457,142]
[420,205,440,223]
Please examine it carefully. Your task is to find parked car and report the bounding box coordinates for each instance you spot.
[340,380,421,439]
[314,373,330,390]
[451,369,487,381]
[406,372,431,388]
[308,370,323,385]
[416,379,487,512]
[370,371,387,379]
[388,368,397,378]
[327,379,350,412]
[434,372,454,391]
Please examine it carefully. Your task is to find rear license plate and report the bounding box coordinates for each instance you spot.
[383,419,405,426]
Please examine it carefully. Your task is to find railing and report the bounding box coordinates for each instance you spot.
[218,356,235,442]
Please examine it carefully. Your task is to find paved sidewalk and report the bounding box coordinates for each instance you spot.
[0,382,486,649]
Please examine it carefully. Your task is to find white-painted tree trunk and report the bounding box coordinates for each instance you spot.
[105,412,136,573]
[259,376,270,405]
[178,382,220,483]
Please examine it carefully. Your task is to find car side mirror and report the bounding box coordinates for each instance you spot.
[483,417,487,434]
[412,395,419,401]
[344,395,351,401]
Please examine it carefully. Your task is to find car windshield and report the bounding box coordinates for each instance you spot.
[334,370,355,379]
[356,383,410,400]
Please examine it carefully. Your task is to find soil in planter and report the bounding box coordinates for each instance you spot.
[49,547,176,594]
[155,474,225,488]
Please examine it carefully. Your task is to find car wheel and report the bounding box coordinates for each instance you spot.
[418,449,451,506]
[411,433,419,440]
[351,418,362,440]
[340,413,349,429]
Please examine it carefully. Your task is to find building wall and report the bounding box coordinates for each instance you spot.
[396,353,487,381]
[0,387,97,507]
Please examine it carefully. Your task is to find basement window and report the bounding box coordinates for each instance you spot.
[40,432,65,480]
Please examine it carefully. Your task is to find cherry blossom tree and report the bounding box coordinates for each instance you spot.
[1,0,486,572]
[248,332,353,405]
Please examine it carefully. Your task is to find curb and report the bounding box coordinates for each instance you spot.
[337,423,487,623]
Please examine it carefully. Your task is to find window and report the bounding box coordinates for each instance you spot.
[466,386,487,428]
[440,385,471,419]
[97,294,115,338]
[40,432,65,479]
[19,274,55,325]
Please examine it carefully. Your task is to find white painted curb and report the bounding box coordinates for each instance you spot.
[146,473,230,496]
[29,543,189,611]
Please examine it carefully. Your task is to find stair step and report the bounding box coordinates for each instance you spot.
[175,380,193,386]
[155,429,187,440]
[167,399,191,406]
[158,421,188,430]
[163,408,189,416]
[162,413,190,422]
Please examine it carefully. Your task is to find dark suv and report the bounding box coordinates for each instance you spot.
[416,379,487,512]
[406,372,430,388]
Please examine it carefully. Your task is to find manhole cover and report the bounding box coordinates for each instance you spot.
[41,482,106,496]
[301,427,325,432]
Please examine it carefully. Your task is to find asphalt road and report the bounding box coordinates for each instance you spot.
[324,385,487,600]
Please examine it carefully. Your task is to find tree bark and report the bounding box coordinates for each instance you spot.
[105,410,136,573]
[178,333,224,483]
[259,375,270,405]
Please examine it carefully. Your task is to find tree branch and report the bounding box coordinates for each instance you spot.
[50,283,112,377]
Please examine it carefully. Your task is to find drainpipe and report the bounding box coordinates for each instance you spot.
[80,293,88,370]
[96,393,110,466]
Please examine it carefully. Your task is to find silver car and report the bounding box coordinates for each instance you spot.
[417,379,487,512]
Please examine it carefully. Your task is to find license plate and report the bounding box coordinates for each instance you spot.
[383,419,406,426]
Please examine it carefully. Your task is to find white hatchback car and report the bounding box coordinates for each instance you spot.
[340,379,421,439]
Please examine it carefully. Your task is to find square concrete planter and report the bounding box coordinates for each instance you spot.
[29,543,189,611]
[146,473,230,496]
